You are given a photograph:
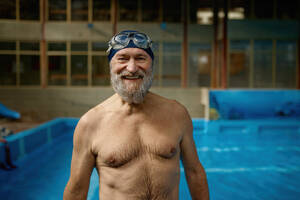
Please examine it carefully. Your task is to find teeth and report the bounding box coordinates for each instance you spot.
[124,76,140,79]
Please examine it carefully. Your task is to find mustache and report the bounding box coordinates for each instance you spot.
[117,69,146,78]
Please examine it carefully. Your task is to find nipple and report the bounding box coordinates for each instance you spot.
[170,147,177,154]
[108,157,116,165]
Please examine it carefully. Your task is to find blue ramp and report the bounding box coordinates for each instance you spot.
[0,103,20,119]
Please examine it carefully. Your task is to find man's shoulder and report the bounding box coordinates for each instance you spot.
[76,96,114,131]
[149,92,190,118]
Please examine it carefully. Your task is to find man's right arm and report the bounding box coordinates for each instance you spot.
[63,117,96,200]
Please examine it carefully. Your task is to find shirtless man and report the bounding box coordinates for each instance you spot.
[63,30,209,200]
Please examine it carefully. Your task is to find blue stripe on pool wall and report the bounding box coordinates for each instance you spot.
[2,118,78,162]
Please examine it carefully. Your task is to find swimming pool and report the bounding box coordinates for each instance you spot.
[0,118,300,200]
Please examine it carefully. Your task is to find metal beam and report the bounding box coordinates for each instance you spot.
[181,0,188,88]
[112,0,118,34]
[221,0,228,89]
[212,0,219,88]
[41,0,47,88]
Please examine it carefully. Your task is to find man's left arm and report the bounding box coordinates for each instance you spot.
[180,110,209,200]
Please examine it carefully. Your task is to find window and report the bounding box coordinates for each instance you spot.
[71,55,88,85]
[48,42,67,51]
[48,42,67,85]
[92,42,107,51]
[162,43,181,86]
[163,0,181,22]
[142,0,160,22]
[119,0,138,21]
[71,42,88,51]
[0,41,16,85]
[276,41,297,88]
[49,0,67,21]
[93,0,110,21]
[71,42,88,85]
[0,0,16,19]
[71,0,88,21]
[20,42,39,51]
[0,55,16,85]
[48,56,67,85]
[20,55,40,85]
[253,40,273,88]
[190,0,212,24]
[0,42,16,50]
[20,0,39,20]
[254,0,273,19]
[277,0,298,20]
[92,56,110,86]
[229,40,250,88]
[189,43,211,87]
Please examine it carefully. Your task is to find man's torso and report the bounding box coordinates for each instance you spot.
[85,93,188,200]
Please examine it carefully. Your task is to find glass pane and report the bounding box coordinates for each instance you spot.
[229,40,250,88]
[0,55,16,85]
[93,0,110,21]
[276,41,297,88]
[71,42,88,51]
[163,0,181,22]
[163,42,181,54]
[141,0,159,22]
[254,0,273,19]
[71,0,88,21]
[162,43,181,86]
[92,56,110,86]
[20,42,40,51]
[92,42,107,51]
[253,40,273,88]
[20,0,39,20]
[0,0,16,19]
[49,0,67,21]
[277,0,297,20]
[119,0,138,21]
[48,42,66,51]
[0,42,16,50]
[71,55,87,85]
[48,56,67,85]
[162,55,181,86]
[189,0,213,24]
[189,43,211,87]
[20,55,40,85]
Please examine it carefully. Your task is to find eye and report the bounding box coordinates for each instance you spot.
[136,56,146,61]
[118,57,128,61]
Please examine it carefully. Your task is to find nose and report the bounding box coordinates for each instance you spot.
[126,59,138,73]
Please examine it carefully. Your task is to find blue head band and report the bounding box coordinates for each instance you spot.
[107,31,154,62]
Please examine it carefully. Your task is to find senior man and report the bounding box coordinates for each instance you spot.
[63,30,209,200]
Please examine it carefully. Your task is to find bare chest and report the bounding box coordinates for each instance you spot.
[93,119,183,168]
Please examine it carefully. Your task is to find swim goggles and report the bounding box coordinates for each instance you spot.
[107,31,153,53]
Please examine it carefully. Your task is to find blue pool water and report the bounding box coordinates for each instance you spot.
[1,118,300,200]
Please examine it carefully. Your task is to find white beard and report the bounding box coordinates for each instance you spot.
[110,67,153,104]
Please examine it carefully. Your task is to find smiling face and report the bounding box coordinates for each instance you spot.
[110,48,153,104]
